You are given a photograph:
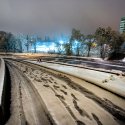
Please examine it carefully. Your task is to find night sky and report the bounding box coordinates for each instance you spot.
[0,0,125,36]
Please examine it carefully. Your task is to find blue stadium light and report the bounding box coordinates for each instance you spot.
[59,40,64,44]
[75,40,78,45]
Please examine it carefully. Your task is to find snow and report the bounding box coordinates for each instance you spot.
[0,58,5,104]
[28,61,125,98]
[122,58,125,62]
[6,59,125,125]
[10,60,121,125]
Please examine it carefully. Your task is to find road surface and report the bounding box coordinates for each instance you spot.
[4,59,125,125]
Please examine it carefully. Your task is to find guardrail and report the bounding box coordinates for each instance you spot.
[0,58,5,125]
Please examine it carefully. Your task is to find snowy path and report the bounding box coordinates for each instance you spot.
[4,59,125,125]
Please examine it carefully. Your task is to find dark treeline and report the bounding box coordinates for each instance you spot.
[0,31,22,53]
[0,32,38,53]
[62,27,125,59]
[0,27,125,59]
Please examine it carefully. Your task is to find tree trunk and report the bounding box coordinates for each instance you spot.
[34,43,36,53]
[100,44,104,58]
[87,46,91,57]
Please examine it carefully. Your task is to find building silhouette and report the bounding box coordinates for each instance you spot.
[120,17,125,33]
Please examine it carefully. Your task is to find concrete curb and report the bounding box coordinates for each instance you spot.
[0,58,5,124]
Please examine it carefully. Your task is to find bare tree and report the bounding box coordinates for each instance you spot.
[85,34,96,57]
[70,28,84,55]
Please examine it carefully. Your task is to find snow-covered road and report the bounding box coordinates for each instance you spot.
[3,59,125,125]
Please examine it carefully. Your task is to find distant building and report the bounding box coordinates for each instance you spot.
[120,17,125,33]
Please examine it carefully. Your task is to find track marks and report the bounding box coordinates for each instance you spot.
[92,113,103,125]
[7,60,125,125]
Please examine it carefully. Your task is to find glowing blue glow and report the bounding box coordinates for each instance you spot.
[36,45,49,52]
[59,40,64,44]
[35,42,57,52]
[50,43,56,50]
[71,40,78,49]
[75,40,79,44]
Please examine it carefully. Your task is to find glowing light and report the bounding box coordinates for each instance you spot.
[71,40,79,49]
[92,42,97,48]
[35,43,57,52]
[75,40,78,44]
[59,40,64,44]
[36,45,49,52]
